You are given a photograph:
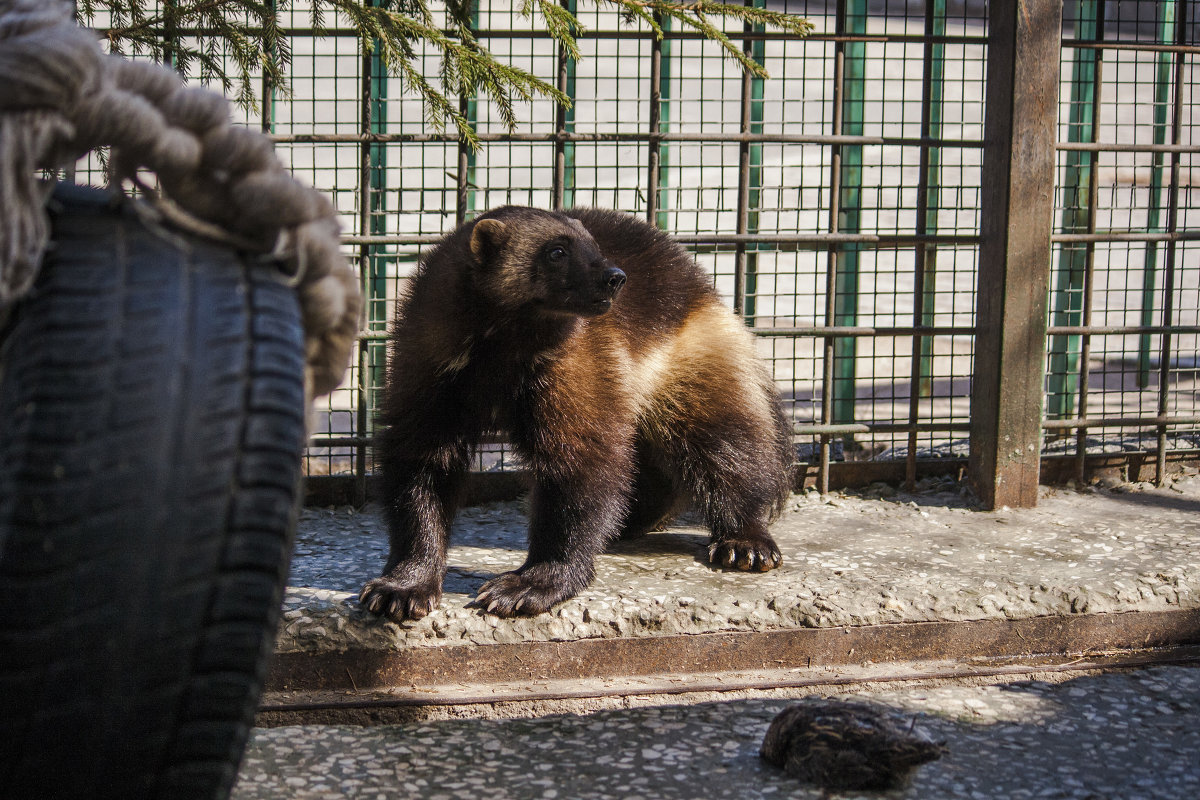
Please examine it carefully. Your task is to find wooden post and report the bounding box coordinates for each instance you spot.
[969,0,1063,509]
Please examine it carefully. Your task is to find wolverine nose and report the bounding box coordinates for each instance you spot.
[603,267,627,293]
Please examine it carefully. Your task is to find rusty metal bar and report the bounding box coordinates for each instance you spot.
[969,0,1063,510]
[265,609,1200,695]
[261,647,1200,720]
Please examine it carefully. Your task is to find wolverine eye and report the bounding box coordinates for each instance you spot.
[547,246,567,261]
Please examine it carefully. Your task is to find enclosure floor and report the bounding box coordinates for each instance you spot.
[246,476,1200,798]
[278,473,1200,653]
[236,664,1200,800]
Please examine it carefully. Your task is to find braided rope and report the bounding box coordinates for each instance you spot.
[0,0,361,398]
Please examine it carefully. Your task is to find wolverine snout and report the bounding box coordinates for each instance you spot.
[602,266,627,294]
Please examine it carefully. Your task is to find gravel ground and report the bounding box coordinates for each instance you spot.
[234,664,1200,799]
[278,473,1200,651]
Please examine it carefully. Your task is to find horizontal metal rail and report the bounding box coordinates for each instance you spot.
[270,131,986,147]
[310,412,1200,451]
[1051,231,1200,243]
[126,25,1200,55]
[1066,40,1200,55]
[1043,415,1200,430]
[351,323,1198,345]
[1056,141,1200,154]
[342,232,982,247]
[126,26,986,45]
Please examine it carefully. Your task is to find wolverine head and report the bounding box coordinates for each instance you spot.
[468,207,627,317]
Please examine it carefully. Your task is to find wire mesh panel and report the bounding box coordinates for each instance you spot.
[1050,0,1199,481]
[273,0,995,498]
[65,1,1199,498]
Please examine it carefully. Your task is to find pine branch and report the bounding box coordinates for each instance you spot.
[79,0,289,114]
[82,0,811,144]
[599,0,813,79]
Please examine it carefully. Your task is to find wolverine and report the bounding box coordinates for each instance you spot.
[360,206,794,620]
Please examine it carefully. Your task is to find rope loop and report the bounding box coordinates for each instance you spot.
[0,0,361,399]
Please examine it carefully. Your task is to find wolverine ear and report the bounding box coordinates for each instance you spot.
[469,218,510,264]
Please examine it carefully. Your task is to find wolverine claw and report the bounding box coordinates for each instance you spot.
[708,537,783,574]
[471,567,577,618]
[359,574,443,622]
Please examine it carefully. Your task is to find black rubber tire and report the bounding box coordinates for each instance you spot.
[0,184,307,800]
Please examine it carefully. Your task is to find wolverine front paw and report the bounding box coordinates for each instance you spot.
[359,576,442,622]
[472,565,579,617]
[708,537,782,572]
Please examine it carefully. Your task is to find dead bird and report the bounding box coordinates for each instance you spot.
[760,698,946,791]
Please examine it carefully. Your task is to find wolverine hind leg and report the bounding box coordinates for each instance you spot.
[616,436,683,540]
[665,413,788,572]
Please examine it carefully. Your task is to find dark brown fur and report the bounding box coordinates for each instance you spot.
[360,206,794,620]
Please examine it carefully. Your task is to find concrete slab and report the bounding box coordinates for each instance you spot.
[234,663,1200,800]
[278,473,1200,654]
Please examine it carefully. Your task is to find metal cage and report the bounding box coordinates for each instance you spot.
[76,0,1199,507]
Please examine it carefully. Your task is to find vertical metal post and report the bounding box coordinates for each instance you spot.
[969,0,1063,510]
[832,0,865,428]
[1137,0,1177,388]
[357,2,389,502]
[819,1,861,492]
[162,0,179,71]
[917,0,944,398]
[907,0,946,488]
[647,15,673,229]
[1046,1,1101,421]
[457,5,480,226]
[553,0,577,210]
[1071,11,1104,483]
[1154,2,1187,485]
[735,0,766,323]
[261,0,277,134]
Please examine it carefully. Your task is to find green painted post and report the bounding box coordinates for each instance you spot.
[1046,1,1100,420]
[918,0,946,396]
[1137,0,1176,388]
[654,16,673,231]
[457,4,479,224]
[743,0,766,326]
[261,0,277,134]
[832,0,866,427]
[554,0,577,210]
[364,0,390,432]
